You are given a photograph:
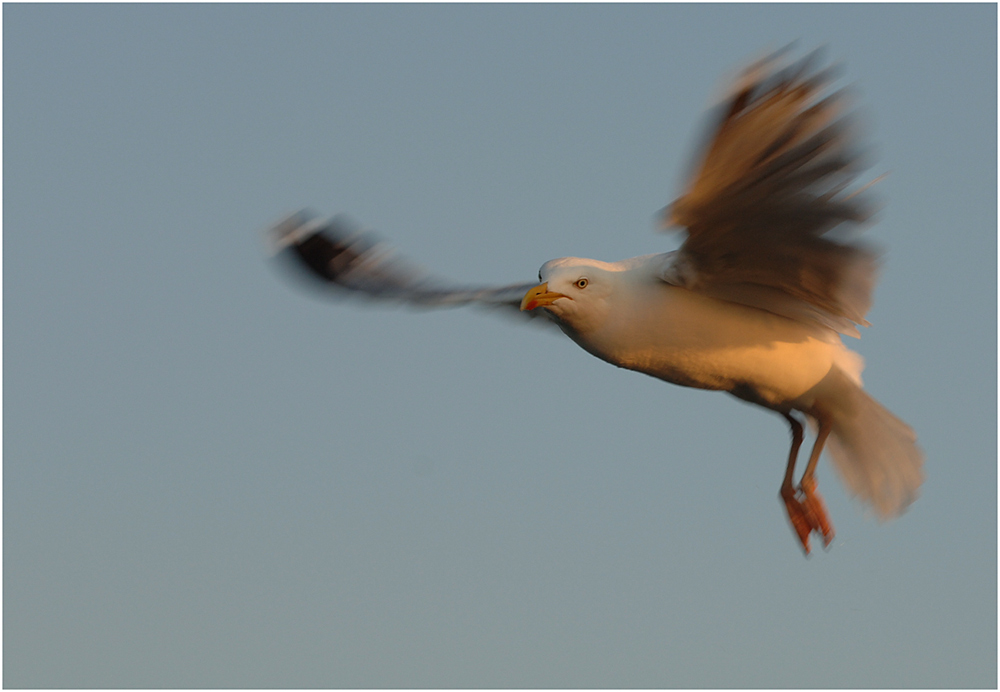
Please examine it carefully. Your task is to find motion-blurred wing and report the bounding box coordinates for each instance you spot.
[662,47,880,337]
[269,210,553,323]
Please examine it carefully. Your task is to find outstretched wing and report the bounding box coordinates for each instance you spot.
[662,47,881,337]
[269,210,553,323]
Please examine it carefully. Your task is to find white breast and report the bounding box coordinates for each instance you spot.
[575,281,853,407]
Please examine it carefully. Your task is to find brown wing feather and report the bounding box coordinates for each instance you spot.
[665,48,880,333]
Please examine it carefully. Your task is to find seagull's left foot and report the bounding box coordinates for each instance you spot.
[781,480,835,554]
[800,477,835,548]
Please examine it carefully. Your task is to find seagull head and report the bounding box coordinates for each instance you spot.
[520,257,620,334]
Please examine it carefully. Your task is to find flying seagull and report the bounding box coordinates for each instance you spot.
[268,48,924,554]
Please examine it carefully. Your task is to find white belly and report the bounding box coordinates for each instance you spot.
[571,284,851,407]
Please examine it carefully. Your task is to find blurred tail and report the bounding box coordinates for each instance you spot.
[823,374,925,519]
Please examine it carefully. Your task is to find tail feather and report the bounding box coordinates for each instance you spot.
[824,383,924,519]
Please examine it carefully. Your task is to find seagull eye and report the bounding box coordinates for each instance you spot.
[539,272,543,282]
[576,278,589,289]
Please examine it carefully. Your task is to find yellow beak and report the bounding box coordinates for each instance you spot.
[520,282,569,311]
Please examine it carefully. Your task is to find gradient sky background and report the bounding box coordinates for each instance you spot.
[4,4,996,688]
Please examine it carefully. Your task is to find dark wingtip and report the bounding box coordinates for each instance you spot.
[267,210,374,287]
[267,209,323,252]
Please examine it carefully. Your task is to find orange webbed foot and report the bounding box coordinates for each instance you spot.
[781,481,835,555]
[800,477,835,549]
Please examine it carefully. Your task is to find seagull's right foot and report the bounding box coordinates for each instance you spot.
[781,486,816,554]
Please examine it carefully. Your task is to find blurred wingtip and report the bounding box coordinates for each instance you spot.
[656,200,692,235]
[265,208,324,256]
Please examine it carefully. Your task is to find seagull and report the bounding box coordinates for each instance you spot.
[268,48,924,554]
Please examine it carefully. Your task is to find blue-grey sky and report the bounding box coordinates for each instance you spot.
[4,4,996,688]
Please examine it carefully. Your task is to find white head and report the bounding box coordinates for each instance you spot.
[520,257,622,335]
